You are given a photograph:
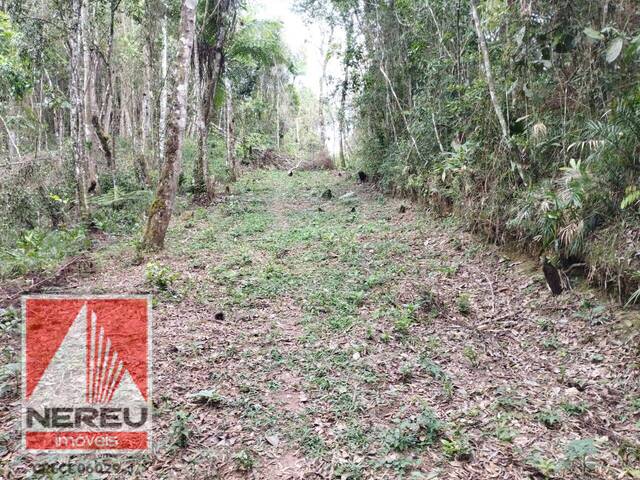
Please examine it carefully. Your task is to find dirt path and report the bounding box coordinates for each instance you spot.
[1,170,639,479]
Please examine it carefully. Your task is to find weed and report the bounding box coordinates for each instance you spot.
[575,300,610,326]
[457,293,471,315]
[526,452,558,477]
[145,262,178,291]
[562,438,598,469]
[0,227,89,279]
[420,357,447,381]
[441,432,472,461]
[536,409,563,429]
[0,307,19,333]
[536,318,554,331]
[170,411,191,448]
[393,305,416,334]
[383,408,443,452]
[398,363,414,383]
[233,449,255,471]
[494,415,518,443]
[561,402,589,416]
[495,390,527,411]
[463,345,479,367]
[294,425,326,456]
[541,336,560,351]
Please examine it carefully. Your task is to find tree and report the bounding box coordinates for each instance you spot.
[193,0,236,199]
[68,0,90,220]
[141,0,198,251]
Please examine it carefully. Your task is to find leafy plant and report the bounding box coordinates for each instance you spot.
[233,449,255,471]
[562,438,598,469]
[526,452,558,478]
[456,293,471,315]
[441,432,472,461]
[145,262,179,291]
[463,345,479,367]
[170,411,191,448]
[536,409,563,429]
[383,408,443,452]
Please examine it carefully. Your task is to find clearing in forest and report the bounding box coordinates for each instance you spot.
[1,171,639,479]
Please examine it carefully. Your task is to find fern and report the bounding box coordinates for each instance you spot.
[621,185,640,210]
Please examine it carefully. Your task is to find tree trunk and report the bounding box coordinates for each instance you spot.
[141,36,153,164]
[142,0,198,251]
[470,0,509,141]
[69,0,90,220]
[225,77,237,182]
[159,8,168,166]
[81,0,99,193]
[193,0,234,198]
[318,25,333,148]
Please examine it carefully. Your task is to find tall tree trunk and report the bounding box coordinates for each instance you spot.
[142,0,198,251]
[159,7,168,166]
[318,25,333,148]
[81,0,99,193]
[141,37,153,157]
[69,0,90,220]
[193,0,234,198]
[470,0,509,141]
[338,17,353,169]
[225,77,236,182]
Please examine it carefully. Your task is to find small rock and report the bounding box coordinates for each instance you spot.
[352,352,361,360]
[265,434,280,447]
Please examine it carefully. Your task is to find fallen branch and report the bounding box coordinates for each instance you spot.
[2,254,89,306]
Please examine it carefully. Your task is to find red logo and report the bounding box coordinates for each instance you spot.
[22,296,152,453]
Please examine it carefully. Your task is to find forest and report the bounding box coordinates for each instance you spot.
[0,0,639,478]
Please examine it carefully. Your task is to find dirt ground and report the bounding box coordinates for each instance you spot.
[1,170,639,479]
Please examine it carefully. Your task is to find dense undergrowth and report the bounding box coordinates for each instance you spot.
[316,0,640,303]
[0,138,232,280]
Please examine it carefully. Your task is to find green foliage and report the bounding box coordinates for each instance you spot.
[535,409,563,429]
[526,452,558,477]
[169,411,191,448]
[456,293,471,315]
[0,12,30,99]
[383,408,443,452]
[441,432,472,461]
[563,438,598,468]
[321,0,640,302]
[145,262,179,291]
[0,227,89,279]
[233,449,255,471]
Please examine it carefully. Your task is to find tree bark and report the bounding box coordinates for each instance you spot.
[470,0,509,142]
[142,0,198,251]
[193,0,234,198]
[69,0,90,220]
[225,76,237,182]
[158,7,168,165]
[81,0,99,193]
[318,24,333,148]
